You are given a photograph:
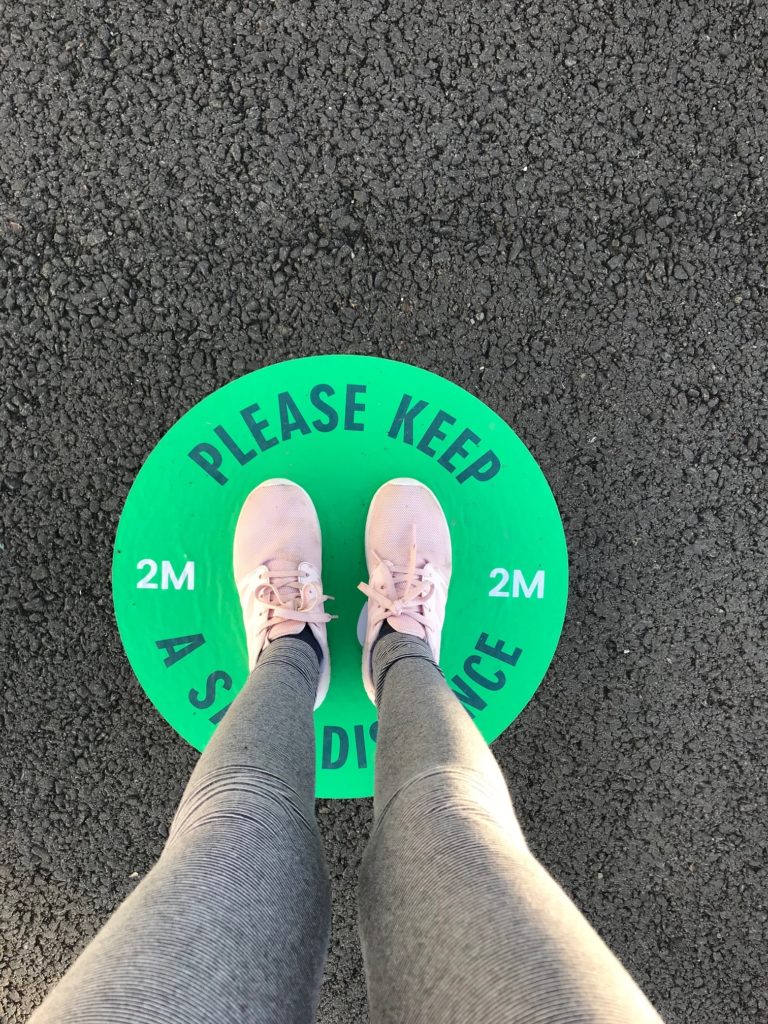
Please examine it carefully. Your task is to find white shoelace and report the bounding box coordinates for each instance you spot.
[357,541,434,630]
[239,564,334,636]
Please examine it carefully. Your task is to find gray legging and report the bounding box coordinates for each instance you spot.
[29,633,663,1024]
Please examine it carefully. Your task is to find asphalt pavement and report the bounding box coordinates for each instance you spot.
[1,1,766,1021]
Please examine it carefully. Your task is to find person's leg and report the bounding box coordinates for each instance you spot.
[359,633,663,1024]
[30,637,330,1024]
[31,477,335,1024]
[356,478,662,1024]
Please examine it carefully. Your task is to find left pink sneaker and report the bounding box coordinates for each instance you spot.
[233,479,334,708]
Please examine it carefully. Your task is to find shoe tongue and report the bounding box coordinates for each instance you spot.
[386,614,426,639]
[268,556,299,576]
[267,619,305,641]
[265,557,303,608]
[262,559,307,640]
[382,557,428,639]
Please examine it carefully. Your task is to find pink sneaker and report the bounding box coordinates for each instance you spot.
[357,478,452,703]
[233,479,334,708]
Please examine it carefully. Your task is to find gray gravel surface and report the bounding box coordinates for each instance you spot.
[1,1,767,1021]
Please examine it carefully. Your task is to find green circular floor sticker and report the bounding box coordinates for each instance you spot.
[113,356,568,798]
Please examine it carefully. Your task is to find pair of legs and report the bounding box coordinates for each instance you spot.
[31,477,662,1022]
[31,633,662,1023]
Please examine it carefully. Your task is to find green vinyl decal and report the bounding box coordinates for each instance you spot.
[112,356,568,798]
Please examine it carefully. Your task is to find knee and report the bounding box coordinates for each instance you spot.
[386,764,518,827]
[167,763,317,847]
[364,767,528,880]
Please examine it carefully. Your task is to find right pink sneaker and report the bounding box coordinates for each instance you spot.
[357,478,452,703]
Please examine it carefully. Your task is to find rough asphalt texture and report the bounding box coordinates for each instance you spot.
[1,1,766,1021]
